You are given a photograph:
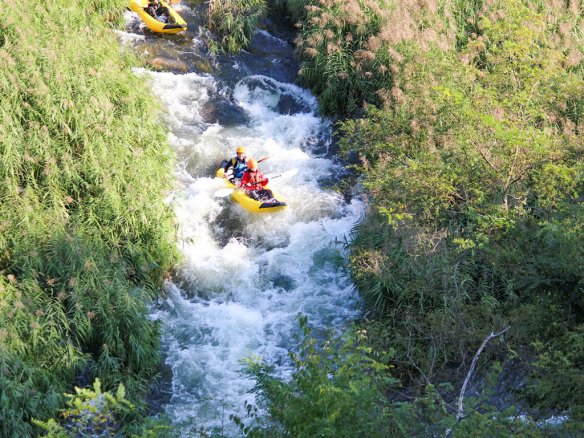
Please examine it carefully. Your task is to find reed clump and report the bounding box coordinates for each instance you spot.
[290,0,457,115]
[0,0,177,435]
[207,0,267,54]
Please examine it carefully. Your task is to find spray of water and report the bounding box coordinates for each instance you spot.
[140,60,362,434]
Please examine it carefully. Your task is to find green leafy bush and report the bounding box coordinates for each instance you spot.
[236,318,544,437]
[33,378,133,437]
[236,318,412,437]
[32,378,175,437]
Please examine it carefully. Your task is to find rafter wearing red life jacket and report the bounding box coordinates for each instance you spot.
[240,158,269,190]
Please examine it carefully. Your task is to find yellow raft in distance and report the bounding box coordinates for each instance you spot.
[216,167,288,214]
[129,0,187,34]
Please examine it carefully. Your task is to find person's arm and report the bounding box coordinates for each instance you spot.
[259,172,268,187]
[224,158,234,173]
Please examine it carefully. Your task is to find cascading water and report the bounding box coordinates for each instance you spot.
[122,5,362,435]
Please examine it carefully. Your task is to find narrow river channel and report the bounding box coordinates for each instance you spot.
[121,4,362,435]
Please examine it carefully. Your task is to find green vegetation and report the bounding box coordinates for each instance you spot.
[292,0,458,115]
[338,0,583,410]
[3,0,582,435]
[207,0,267,54]
[33,379,134,437]
[33,378,174,437]
[239,318,402,437]
[0,0,177,435]
[239,318,544,437]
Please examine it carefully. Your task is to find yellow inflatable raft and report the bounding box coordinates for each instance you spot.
[216,166,287,213]
[129,0,187,34]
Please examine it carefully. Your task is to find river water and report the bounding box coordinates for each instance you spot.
[120,4,362,435]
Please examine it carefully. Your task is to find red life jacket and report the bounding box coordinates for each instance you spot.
[241,169,267,188]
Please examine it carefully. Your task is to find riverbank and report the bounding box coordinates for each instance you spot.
[0,0,177,435]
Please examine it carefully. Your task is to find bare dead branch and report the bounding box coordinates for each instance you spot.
[444,326,511,438]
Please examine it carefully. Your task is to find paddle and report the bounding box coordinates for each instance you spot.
[213,171,296,198]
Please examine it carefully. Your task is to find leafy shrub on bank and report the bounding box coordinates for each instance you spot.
[33,378,175,437]
[236,318,543,437]
[33,379,133,437]
[0,0,177,434]
[338,0,583,416]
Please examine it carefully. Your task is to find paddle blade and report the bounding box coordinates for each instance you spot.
[214,188,234,198]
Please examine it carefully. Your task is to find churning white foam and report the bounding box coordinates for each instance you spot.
[145,68,362,434]
[113,29,146,45]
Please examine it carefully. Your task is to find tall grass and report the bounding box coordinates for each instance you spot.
[207,0,267,54]
[0,0,177,435]
[288,0,458,115]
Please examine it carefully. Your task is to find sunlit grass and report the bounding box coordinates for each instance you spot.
[0,0,177,434]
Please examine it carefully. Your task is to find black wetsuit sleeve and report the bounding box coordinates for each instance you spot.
[224,159,233,172]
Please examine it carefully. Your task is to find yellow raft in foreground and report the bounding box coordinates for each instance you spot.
[129,0,187,34]
[216,167,288,214]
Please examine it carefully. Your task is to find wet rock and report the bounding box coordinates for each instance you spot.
[260,17,296,46]
[200,97,249,126]
[276,93,304,115]
[346,150,361,165]
[260,18,277,35]
[194,59,214,74]
[146,56,188,73]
